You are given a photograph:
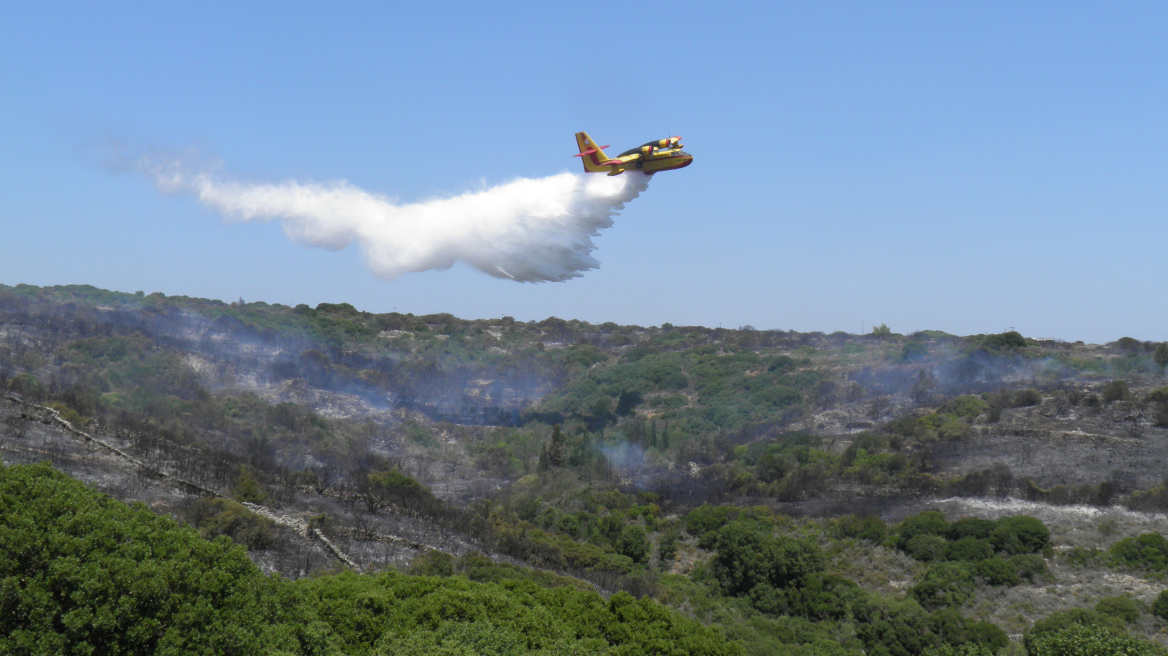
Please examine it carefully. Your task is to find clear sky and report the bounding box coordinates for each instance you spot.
[1,2,1165,343]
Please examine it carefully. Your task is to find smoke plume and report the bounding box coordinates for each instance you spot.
[142,158,650,282]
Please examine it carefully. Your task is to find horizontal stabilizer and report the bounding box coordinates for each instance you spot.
[572,146,609,157]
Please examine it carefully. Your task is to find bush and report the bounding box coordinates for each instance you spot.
[182,497,275,550]
[948,518,995,541]
[1111,533,1168,572]
[982,332,1026,350]
[615,524,650,564]
[1095,596,1140,624]
[1027,608,1126,645]
[906,534,949,562]
[938,396,988,420]
[0,463,302,655]
[830,514,887,543]
[1153,590,1168,621]
[944,538,994,563]
[973,558,1019,586]
[712,521,824,596]
[898,511,951,549]
[989,516,1049,555]
[1027,623,1165,656]
[1012,389,1042,407]
[928,608,1008,654]
[910,563,975,610]
[1101,380,1129,403]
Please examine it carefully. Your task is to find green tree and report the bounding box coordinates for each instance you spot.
[1153,590,1168,621]
[1155,343,1168,370]
[711,521,824,596]
[615,524,650,564]
[910,563,975,610]
[989,516,1050,555]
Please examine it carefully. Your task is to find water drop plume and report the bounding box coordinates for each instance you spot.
[143,157,651,282]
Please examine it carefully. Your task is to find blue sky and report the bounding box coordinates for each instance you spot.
[1,2,1165,343]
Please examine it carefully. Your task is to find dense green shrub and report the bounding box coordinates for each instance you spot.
[1101,380,1130,403]
[1026,610,1163,656]
[947,518,995,541]
[711,521,824,596]
[0,463,306,655]
[616,524,650,564]
[1153,590,1168,621]
[938,396,988,420]
[1095,596,1141,623]
[982,332,1026,351]
[897,511,951,549]
[973,558,1018,586]
[906,534,949,562]
[910,563,975,610]
[0,463,747,656]
[944,538,994,563]
[989,516,1049,555]
[182,497,275,550]
[1111,533,1168,572]
[828,514,887,543]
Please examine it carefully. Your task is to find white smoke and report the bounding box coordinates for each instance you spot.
[142,158,650,282]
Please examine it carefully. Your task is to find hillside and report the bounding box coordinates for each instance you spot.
[4,282,1168,655]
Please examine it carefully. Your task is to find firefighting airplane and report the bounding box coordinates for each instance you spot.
[573,131,693,176]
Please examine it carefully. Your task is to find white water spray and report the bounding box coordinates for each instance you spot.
[142,158,650,282]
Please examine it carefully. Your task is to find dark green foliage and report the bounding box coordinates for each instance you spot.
[947,518,995,541]
[828,514,887,543]
[853,597,938,656]
[943,538,994,563]
[1155,343,1168,370]
[0,463,745,656]
[989,516,1049,555]
[937,396,988,420]
[1027,608,1125,640]
[981,332,1026,350]
[1094,596,1140,623]
[616,524,650,564]
[657,526,680,567]
[1027,623,1166,656]
[298,574,743,656]
[0,463,304,655]
[1012,389,1042,407]
[898,340,929,363]
[1153,590,1168,621]
[232,468,268,503]
[1022,608,1165,656]
[906,534,949,562]
[972,558,1018,586]
[928,609,1008,654]
[182,497,275,550]
[910,563,975,610]
[1110,533,1168,571]
[897,511,950,549]
[1101,380,1129,403]
[711,521,824,596]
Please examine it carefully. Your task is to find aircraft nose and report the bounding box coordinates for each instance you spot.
[681,156,693,168]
